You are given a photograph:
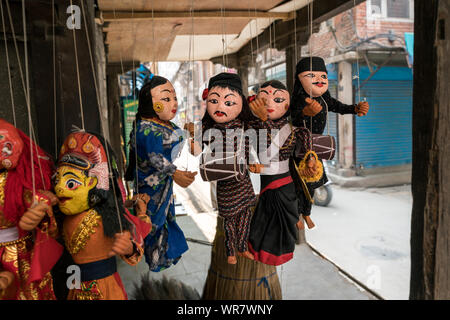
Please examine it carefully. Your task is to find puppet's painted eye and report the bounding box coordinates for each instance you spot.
[224,101,236,107]
[208,99,218,104]
[0,135,4,140]
[66,179,81,190]
[274,97,286,103]
[161,97,170,102]
[321,75,328,79]
[304,73,314,78]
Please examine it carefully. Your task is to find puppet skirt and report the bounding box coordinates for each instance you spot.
[248,172,300,266]
[202,216,282,300]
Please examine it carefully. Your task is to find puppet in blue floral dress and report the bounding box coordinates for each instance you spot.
[125,76,197,272]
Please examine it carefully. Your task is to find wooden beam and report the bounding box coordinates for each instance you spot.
[216,0,365,65]
[101,10,293,22]
[410,0,450,300]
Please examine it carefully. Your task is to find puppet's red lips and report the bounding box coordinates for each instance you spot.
[267,109,275,113]
[171,109,177,113]
[214,111,227,117]
[315,83,324,87]
[59,197,71,204]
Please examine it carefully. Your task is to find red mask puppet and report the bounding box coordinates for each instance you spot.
[0,119,24,170]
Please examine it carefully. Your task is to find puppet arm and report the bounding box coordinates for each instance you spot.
[328,97,357,115]
[19,189,58,238]
[108,231,144,266]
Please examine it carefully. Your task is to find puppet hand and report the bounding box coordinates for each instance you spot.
[248,163,264,173]
[174,170,197,188]
[355,101,369,116]
[184,123,195,137]
[37,190,59,206]
[249,98,268,121]
[0,271,14,290]
[109,233,134,257]
[133,193,150,215]
[303,98,322,117]
[19,202,49,231]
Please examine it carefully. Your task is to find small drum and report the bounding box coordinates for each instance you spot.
[199,151,247,182]
[295,134,336,161]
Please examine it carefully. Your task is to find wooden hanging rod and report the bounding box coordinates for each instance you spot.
[100,10,294,23]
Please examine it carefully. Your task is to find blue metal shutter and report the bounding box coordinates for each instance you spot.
[355,80,412,168]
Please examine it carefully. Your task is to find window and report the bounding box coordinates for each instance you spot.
[368,0,414,21]
[387,0,410,18]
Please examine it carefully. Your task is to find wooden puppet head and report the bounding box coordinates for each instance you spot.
[204,73,244,124]
[138,75,178,122]
[0,119,24,170]
[256,80,290,120]
[296,57,329,98]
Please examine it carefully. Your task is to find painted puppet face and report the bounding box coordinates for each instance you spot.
[151,81,178,121]
[0,120,24,170]
[54,165,97,215]
[206,86,243,123]
[298,70,329,97]
[257,85,290,120]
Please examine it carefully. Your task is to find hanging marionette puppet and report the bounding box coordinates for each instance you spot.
[39,130,150,300]
[246,80,320,266]
[290,57,369,229]
[187,72,266,265]
[125,75,196,272]
[0,118,63,300]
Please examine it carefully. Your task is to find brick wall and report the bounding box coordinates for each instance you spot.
[303,1,414,59]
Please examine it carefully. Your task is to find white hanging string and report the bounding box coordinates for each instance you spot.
[80,0,123,233]
[353,0,361,103]
[69,0,85,131]
[151,0,156,71]
[254,1,259,59]
[0,0,16,127]
[4,0,46,189]
[185,0,195,170]
[52,0,57,157]
[130,0,140,197]
[308,0,313,134]
[20,0,36,200]
[269,18,273,79]
[247,7,255,72]
[220,0,226,69]
[5,0,26,106]
[293,0,298,64]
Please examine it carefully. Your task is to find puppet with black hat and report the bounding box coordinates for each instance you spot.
[290,56,369,229]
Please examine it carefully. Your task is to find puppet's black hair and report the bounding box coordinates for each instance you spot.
[125,75,170,182]
[137,75,169,120]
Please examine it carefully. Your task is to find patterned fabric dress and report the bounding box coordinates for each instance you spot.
[130,117,188,272]
[204,118,257,257]
[247,116,312,266]
[0,171,60,300]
